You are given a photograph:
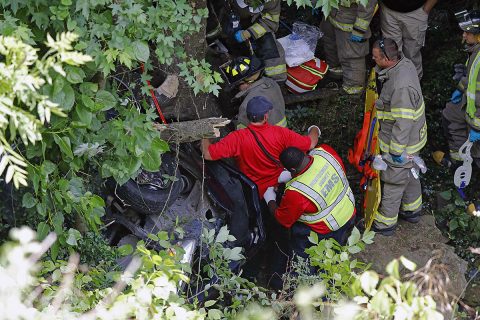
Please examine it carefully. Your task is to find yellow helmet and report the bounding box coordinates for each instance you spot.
[220,56,264,85]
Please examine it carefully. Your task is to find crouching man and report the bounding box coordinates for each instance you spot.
[264,145,356,261]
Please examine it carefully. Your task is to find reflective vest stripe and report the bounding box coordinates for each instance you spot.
[373,211,397,226]
[286,77,317,89]
[377,110,395,120]
[466,50,480,119]
[390,101,425,120]
[300,65,328,77]
[290,181,327,210]
[466,114,480,128]
[286,149,355,231]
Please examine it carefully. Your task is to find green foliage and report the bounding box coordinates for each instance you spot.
[435,189,480,261]
[0,33,91,188]
[285,0,369,16]
[286,227,374,301]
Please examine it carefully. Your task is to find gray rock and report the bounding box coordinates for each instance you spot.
[356,215,468,301]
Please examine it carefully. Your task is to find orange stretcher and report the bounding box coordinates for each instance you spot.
[348,69,381,230]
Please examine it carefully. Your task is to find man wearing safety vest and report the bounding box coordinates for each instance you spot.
[371,38,427,236]
[321,0,377,94]
[223,0,287,82]
[220,55,287,129]
[264,145,355,260]
[434,10,480,169]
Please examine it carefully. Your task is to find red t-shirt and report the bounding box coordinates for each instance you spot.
[274,144,355,234]
[208,123,311,196]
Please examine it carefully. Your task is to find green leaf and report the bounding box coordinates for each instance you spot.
[52,213,65,235]
[66,228,82,246]
[50,240,59,260]
[65,66,86,83]
[400,256,417,271]
[361,229,375,244]
[348,226,361,246]
[370,290,391,316]
[37,222,50,241]
[53,134,74,158]
[22,192,37,208]
[42,160,57,175]
[308,231,318,244]
[75,103,93,126]
[347,245,362,254]
[360,270,379,296]
[118,244,134,256]
[215,225,229,243]
[204,300,217,307]
[208,309,222,319]
[95,90,117,110]
[386,259,400,279]
[133,41,150,62]
[438,190,452,201]
[52,83,75,111]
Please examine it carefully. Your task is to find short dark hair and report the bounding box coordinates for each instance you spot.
[280,147,305,171]
[373,38,400,61]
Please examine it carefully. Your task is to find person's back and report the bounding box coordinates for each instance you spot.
[202,96,319,196]
[236,76,286,128]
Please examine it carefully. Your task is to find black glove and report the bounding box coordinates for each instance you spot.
[452,63,467,82]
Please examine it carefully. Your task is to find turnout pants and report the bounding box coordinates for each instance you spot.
[380,4,428,79]
[442,101,480,164]
[374,164,422,230]
[321,18,368,91]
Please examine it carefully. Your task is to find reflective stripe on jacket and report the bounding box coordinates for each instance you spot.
[285,148,355,231]
[231,0,280,39]
[376,57,427,156]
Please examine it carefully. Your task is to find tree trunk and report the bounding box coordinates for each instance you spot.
[153,117,230,143]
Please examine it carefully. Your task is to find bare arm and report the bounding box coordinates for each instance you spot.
[308,127,320,149]
[423,0,438,14]
[201,138,213,160]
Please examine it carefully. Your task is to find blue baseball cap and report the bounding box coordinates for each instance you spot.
[246,96,273,116]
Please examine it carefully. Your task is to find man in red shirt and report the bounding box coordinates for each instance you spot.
[265,145,356,262]
[201,96,320,197]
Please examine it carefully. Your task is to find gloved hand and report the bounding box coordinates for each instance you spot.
[307,125,321,136]
[234,30,251,43]
[263,186,276,204]
[278,170,292,183]
[452,63,467,82]
[350,34,364,42]
[390,153,404,164]
[470,129,480,142]
[451,89,463,104]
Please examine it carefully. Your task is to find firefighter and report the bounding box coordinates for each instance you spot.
[379,0,438,80]
[371,38,427,236]
[264,146,356,259]
[215,0,287,82]
[434,10,480,170]
[220,56,287,128]
[321,0,377,94]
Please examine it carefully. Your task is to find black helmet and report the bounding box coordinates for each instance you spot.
[220,56,264,85]
[456,10,480,34]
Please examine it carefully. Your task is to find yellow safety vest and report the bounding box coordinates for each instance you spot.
[285,148,355,231]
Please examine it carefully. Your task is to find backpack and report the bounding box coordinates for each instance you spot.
[286,58,329,94]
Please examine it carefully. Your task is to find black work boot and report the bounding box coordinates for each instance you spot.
[399,211,421,223]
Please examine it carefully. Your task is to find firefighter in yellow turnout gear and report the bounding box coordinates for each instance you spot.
[436,10,480,169]
[229,0,287,82]
[321,0,377,94]
[371,38,427,236]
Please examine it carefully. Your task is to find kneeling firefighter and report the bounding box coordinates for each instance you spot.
[209,0,287,82]
[220,55,287,128]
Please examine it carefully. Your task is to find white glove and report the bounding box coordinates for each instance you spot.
[263,186,276,203]
[278,170,292,183]
[308,125,321,136]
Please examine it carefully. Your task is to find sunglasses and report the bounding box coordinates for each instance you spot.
[378,39,390,60]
